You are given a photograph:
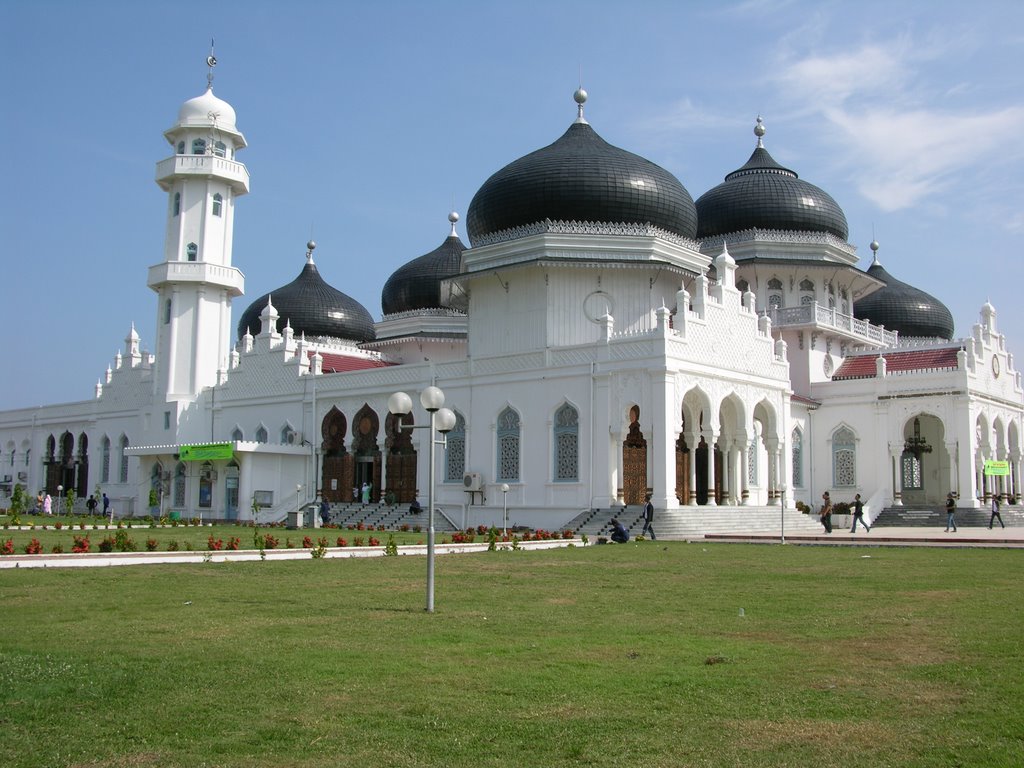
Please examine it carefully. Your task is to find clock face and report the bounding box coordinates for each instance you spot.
[992,355,1000,378]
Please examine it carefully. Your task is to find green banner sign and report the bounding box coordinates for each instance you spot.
[984,460,1009,476]
[179,443,234,461]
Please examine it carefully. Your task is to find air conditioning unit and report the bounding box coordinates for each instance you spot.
[463,472,483,492]
[2,475,11,483]
[17,472,27,481]
[200,469,217,482]
[286,429,301,445]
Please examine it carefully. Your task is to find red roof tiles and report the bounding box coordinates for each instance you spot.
[832,348,960,380]
[308,351,393,374]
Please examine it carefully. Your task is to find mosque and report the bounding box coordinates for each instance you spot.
[1,62,1021,534]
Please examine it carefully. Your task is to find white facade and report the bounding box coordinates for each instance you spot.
[1,77,1021,532]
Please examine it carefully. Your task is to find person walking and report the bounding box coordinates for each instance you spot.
[319,494,331,526]
[102,493,110,516]
[989,495,1005,529]
[640,494,656,540]
[43,493,52,515]
[850,493,870,533]
[944,492,957,532]
[819,491,833,533]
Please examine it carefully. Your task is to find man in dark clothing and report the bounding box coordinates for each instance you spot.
[86,495,98,515]
[609,518,629,544]
[850,493,870,533]
[409,495,423,515]
[944,492,957,532]
[319,495,331,526]
[641,494,656,540]
[102,493,110,516]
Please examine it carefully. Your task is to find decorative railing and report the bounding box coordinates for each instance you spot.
[765,304,897,346]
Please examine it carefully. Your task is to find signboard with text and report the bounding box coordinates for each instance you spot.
[983,460,1009,476]
[179,443,234,461]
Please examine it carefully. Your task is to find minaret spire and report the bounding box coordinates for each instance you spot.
[206,39,217,90]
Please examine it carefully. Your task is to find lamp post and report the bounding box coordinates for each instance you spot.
[780,483,787,545]
[388,386,456,613]
[501,483,510,536]
[56,484,63,517]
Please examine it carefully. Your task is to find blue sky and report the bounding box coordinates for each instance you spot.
[2,0,1022,410]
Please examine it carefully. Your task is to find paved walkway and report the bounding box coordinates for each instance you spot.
[702,525,1024,548]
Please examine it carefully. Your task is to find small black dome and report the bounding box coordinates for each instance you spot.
[381,224,466,316]
[237,253,375,343]
[695,141,848,240]
[854,256,953,340]
[467,118,697,245]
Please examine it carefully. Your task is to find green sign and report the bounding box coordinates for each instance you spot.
[984,460,1009,477]
[179,443,234,461]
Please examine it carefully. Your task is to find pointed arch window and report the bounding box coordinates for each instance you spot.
[173,462,187,507]
[173,192,180,217]
[553,403,579,482]
[176,140,185,155]
[119,436,130,483]
[186,242,198,261]
[191,138,206,155]
[255,425,268,444]
[832,427,856,487]
[213,141,226,158]
[212,193,223,217]
[445,412,466,482]
[792,428,803,487]
[231,427,243,442]
[497,407,521,482]
[101,436,111,483]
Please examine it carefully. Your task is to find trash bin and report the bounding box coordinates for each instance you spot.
[304,505,320,529]
[286,510,303,529]
[169,511,181,521]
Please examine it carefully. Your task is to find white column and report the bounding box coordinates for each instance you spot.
[704,429,718,506]
[687,432,698,506]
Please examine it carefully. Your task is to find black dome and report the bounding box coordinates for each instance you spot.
[854,257,953,340]
[466,121,697,245]
[381,229,466,316]
[237,256,375,343]
[695,145,848,240]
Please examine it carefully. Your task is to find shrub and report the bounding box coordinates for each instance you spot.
[114,529,136,552]
[353,537,364,547]
[167,540,179,551]
[225,537,240,551]
[384,535,397,556]
[356,522,366,531]
[368,536,381,547]
[336,537,348,547]
[98,537,116,553]
[207,536,224,551]
[145,538,159,551]
[72,535,91,553]
[24,538,43,555]
[263,534,279,550]
[413,525,422,533]
[302,536,314,548]
[377,524,386,532]
[1,539,14,555]
[400,523,410,532]
[562,530,574,539]
[51,544,64,554]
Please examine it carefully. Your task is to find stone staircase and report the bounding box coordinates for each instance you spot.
[322,502,459,532]
[872,504,1024,528]
[560,505,823,539]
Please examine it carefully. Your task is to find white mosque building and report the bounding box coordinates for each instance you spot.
[1,66,1021,534]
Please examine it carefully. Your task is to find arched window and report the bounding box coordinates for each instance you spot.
[799,278,815,307]
[173,462,186,507]
[767,278,783,291]
[445,412,466,482]
[231,427,243,442]
[553,403,579,482]
[173,192,180,216]
[791,428,803,487]
[768,293,782,310]
[496,407,521,482]
[176,140,185,154]
[191,138,206,155]
[832,427,856,487]
[186,242,198,261]
[255,425,268,444]
[213,141,226,158]
[212,193,223,217]
[164,299,172,324]
[119,436,130,483]
[101,436,111,483]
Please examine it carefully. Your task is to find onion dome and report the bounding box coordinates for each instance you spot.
[237,242,376,343]
[466,89,698,245]
[177,87,238,131]
[695,117,848,240]
[381,212,467,315]
[853,241,953,340]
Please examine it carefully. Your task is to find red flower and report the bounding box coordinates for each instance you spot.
[24,538,43,555]
[1,539,13,556]
[337,537,348,547]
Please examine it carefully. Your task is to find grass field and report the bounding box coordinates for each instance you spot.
[1,542,1022,767]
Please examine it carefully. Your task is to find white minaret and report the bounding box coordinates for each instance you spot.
[148,53,247,404]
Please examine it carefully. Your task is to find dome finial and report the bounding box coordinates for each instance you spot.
[448,210,460,237]
[754,115,766,148]
[306,239,316,264]
[206,39,217,91]
[574,86,588,125]
[869,237,881,266]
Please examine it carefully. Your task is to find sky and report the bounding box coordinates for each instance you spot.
[2,0,1022,410]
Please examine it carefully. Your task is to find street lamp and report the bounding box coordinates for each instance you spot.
[56,484,63,517]
[296,484,303,515]
[388,386,456,613]
[780,483,787,545]
[501,483,510,536]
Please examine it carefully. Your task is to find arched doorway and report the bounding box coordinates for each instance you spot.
[622,405,648,504]
[224,461,240,520]
[352,404,382,503]
[385,411,416,503]
[675,412,690,504]
[900,414,947,505]
[320,407,352,503]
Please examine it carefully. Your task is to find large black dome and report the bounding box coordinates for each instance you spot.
[695,122,848,241]
[381,216,466,316]
[467,97,697,245]
[237,246,375,343]
[854,248,953,340]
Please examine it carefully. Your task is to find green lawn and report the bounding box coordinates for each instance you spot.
[1,543,1022,767]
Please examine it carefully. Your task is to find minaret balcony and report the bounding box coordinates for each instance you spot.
[764,302,897,347]
[148,261,245,298]
[156,155,249,194]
